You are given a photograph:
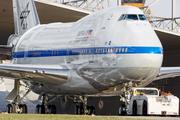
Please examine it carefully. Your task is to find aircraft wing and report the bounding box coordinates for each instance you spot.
[0,64,69,85]
[154,67,180,81]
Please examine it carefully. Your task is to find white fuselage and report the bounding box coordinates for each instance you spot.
[10,6,163,95]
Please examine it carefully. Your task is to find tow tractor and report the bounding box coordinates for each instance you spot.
[118,83,179,116]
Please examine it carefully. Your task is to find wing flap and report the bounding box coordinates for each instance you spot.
[0,64,69,85]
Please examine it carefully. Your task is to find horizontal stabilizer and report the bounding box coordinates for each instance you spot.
[0,45,12,60]
[0,45,12,55]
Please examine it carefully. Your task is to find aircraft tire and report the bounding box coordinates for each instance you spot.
[87,106,91,115]
[80,105,84,114]
[35,104,40,114]
[75,105,79,115]
[6,104,11,113]
[90,105,95,115]
[133,101,137,116]
[39,105,45,114]
[51,105,56,114]
[6,104,13,113]
[7,104,16,113]
[47,105,52,114]
[22,104,27,113]
[19,104,23,113]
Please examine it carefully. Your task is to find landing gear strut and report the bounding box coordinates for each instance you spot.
[36,95,57,114]
[5,79,34,114]
[74,96,95,115]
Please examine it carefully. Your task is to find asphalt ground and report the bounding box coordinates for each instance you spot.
[113,116,180,120]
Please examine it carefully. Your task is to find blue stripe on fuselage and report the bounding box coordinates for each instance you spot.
[14,46,163,58]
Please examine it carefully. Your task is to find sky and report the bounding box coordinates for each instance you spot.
[145,0,180,18]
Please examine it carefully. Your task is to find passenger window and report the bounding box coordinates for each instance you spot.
[116,48,118,52]
[119,48,121,52]
[127,14,138,20]
[125,48,128,52]
[139,15,147,20]
[122,48,124,52]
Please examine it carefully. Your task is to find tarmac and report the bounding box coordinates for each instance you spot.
[113,116,180,120]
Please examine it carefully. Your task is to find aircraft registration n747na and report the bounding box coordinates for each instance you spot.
[0,0,179,114]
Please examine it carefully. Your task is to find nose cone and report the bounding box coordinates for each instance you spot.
[115,20,162,48]
[112,21,163,86]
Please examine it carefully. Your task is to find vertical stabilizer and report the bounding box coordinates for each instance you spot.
[12,0,40,35]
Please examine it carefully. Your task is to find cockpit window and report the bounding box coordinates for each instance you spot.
[124,0,133,3]
[118,14,127,21]
[118,14,147,21]
[134,0,143,3]
[127,14,138,20]
[139,15,147,20]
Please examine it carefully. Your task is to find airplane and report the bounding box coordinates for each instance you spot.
[0,0,179,114]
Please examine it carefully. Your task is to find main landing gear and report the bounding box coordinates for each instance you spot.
[35,95,57,114]
[5,79,34,114]
[6,104,27,113]
[74,96,95,115]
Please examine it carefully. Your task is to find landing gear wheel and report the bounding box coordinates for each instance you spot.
[51,105,56,114]
[76,105,84,115]
[119,104,126,115]
[90,106,95,115]
[47,105,52,114]
[143,101,147,116]
[19,104,23,113]
[6,104,11,113]
[22,104,27,113]
[133,101,137,116]
[75,105,79,115]
[87,106,91,115]
[35,105,40,114]
[80,105,84,114]
[39,105,45,114]
[47,105,56,114]
[6,104,16,113]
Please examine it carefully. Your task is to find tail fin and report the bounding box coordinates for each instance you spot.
[12,0,40,35]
